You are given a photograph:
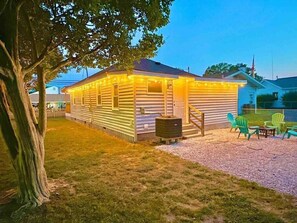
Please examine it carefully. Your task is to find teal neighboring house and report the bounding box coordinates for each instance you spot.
[219,71,265,114]
[257,76,297,108]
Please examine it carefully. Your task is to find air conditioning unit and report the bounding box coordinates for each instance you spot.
[155,116,182,139]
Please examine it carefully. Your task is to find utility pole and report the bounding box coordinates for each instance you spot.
[271,54,274,80]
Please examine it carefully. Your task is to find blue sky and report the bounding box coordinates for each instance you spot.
[57,0,297,82]
[153,0,297,79]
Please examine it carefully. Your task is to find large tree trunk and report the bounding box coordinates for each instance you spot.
[0,1,50,213]
[0,72,49,212]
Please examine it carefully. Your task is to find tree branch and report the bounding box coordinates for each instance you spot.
[0,82,19,160]
[14,0,26,64]
[0,40,17,70]
[44,44,102,76]
[0,67,10,80]
[0,0,9,16]
[37,67,46,136]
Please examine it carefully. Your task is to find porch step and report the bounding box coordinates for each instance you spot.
[182,123,199,139]
[184,133,201,139]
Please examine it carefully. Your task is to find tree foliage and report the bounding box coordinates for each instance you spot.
[257,94,275,109]
[203,62,263,81]
[0,0,173,216]
[282,91,297,108]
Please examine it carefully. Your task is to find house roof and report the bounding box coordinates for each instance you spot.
[265,76,297,89]
[65,59,198,89]
[224,70,265,88]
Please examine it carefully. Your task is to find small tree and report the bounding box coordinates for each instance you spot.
[0,0,173,216]
[282,91,297,108]
[257,94,275,109]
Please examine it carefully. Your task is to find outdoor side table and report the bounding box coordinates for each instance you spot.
[249,126,276,138]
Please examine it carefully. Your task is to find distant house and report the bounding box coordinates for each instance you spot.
[64,59,245,142]
[29,85,70,109]
[257,76,297,108]
[29,69,94,109]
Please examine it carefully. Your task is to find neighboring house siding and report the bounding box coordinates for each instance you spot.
[70,77,135,140]
[189,83,238,126]
[135,77,173,135]
[257,81,283,107]
[238,85,257,114]
[32,86,60,94]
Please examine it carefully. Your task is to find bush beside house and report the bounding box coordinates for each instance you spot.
[282,91,297,108]
[257,94,275,108]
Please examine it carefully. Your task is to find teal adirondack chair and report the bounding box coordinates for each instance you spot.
[227,113,237,132]
[235,116,259,140]
[287,126,297,139]
[264,113,285,134]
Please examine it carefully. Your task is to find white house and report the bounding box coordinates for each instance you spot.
[29,85,70,109]
[31,86,61,94]
[64,59,245,142]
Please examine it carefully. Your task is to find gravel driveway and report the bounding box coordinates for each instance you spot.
[157,129,297,197]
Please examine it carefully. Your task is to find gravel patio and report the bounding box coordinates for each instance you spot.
[157,128,297,197]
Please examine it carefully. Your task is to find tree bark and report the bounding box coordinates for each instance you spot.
[0,1,50,214]
[2,74,50,207]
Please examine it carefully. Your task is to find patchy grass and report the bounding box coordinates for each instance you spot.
[0,118,297,222]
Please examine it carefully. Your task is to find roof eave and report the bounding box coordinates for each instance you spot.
[195,76,247,84]
[226,71,265,88]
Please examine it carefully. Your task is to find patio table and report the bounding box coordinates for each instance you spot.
[249,126,276,138]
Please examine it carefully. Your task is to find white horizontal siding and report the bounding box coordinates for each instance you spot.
[70,78,135,139]
[135,79,173,134]
[189,83,238,126]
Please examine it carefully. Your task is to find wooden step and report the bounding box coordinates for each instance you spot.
[182,123,199,138]
[183,133,200,139]
[182,124,195,130]
[182,128,198,135]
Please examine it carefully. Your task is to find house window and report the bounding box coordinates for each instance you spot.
[148,80,162,93]
[73,92,78,105]
[112,84,119,109]
[81,90,85,105]
[96,84,102,106]
[272,92,278,100]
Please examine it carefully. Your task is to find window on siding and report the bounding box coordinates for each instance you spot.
[112,84,119,109]
[272,92,278,100]
[96,84,102,106]
[81,90,85,105]
[148,80,162,93]
[73,92,77,105]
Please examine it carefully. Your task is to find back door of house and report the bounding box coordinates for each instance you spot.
[173,79,187,123]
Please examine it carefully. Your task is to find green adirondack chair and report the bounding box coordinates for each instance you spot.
[227,113,237,132]
[264,113,285,134]
[235,116,259,140]
[287,126,297,139]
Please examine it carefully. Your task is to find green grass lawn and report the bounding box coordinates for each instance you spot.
[243,111,297,128]
[0,118,297,222]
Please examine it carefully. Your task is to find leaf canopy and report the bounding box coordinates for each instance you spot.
[203,62,263,81]
[3,0,173,82]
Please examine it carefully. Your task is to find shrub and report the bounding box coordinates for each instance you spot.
[257,94,275,108]
[282,91,297,108]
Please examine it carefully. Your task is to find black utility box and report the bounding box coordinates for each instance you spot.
[155,116,182,138]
